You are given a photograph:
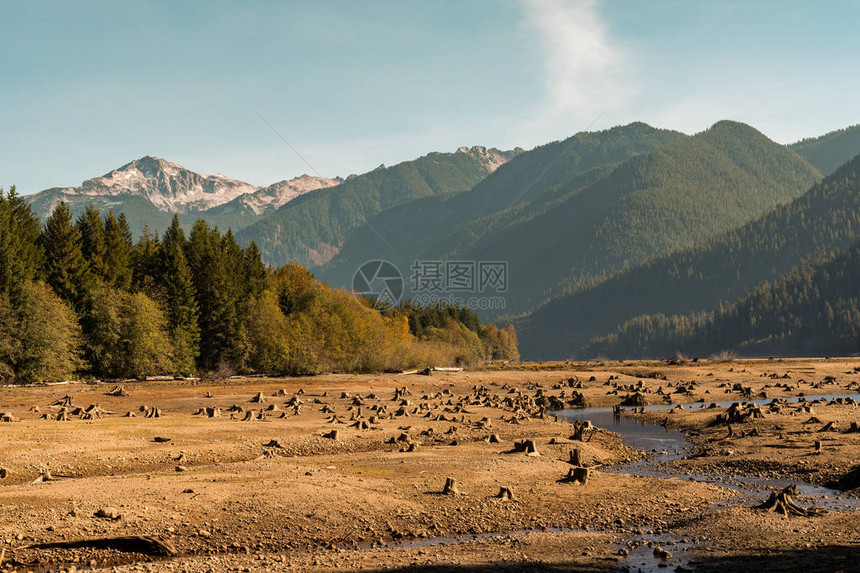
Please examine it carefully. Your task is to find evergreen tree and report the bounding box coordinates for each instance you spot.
[103,210,133,290]
[131,226,160,296]
[76,204,108,280]
[158,215,200,375]
[186,220,243,371]
[41,202,91,310]
[243,241,269,299]
[0,187,44,305]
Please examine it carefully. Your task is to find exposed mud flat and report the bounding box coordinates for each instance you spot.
[0,358,858,571]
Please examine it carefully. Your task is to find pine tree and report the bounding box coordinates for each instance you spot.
[158,215,200,375]
[76,204,107,280]
[0,187,44,305]
[186,220,242,371]
[41,202,91,310]
[103,210,133,290]
[243,241,269,299]
[131,226,160,296]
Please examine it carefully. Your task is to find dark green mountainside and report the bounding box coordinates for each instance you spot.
[235,147,520,268]
[585,238,860,358]
[318,122,686,289]
[790,124,860,175]
[517,152,860,359]
[452,121,821,315]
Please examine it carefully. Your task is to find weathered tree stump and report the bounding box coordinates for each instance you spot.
[511,439,539,456]
[442,477,460,495]
[560,467,590,485]
[568,448,583,466]
[494,486,515,501]
[755,485,824,516]
[322,429,339,440]
[570,420,594,441]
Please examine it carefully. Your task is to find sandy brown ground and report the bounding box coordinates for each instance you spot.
[0,358,857,572]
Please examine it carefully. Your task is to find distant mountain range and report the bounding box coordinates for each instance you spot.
[25,155,341,237]
[19,122,860,360]
[234,145,521,267]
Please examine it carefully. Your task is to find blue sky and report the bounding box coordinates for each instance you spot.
[2,0,859,194]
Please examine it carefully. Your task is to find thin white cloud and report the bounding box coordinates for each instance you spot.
[520,0,629,135]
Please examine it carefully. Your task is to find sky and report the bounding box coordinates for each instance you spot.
[2,0,859,194]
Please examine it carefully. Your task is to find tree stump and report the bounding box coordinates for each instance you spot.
[494,486,515,501]
[512,439,539,456]
[442,477,460,495]
[568,448,583,466]
[570,420,594,441]
[755,485,824,516]
[560,467,590,485]
[322,429,339,440]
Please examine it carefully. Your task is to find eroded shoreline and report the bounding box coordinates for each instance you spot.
[0,358,858,572]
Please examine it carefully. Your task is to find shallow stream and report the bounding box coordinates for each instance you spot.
[557,393,860,571]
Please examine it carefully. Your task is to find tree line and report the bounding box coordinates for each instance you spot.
[0,188,518,383]
[585,239,860,358]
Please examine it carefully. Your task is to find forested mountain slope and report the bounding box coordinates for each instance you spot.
[791,124,860,175]
[236,146,519,268]
[318,122,686,289]
[450,121,821,316]
[518,152,860,359]
[585,238,860,358]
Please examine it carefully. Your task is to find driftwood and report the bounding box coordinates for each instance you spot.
[755,485,824,516]
[27,535,176,556]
